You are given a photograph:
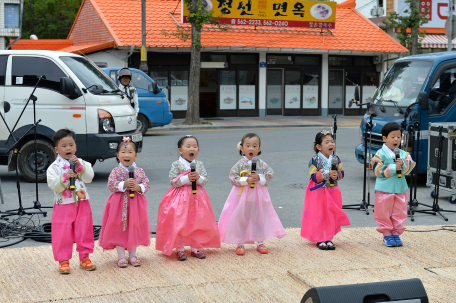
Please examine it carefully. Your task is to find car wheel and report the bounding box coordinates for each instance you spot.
[137,114,149,136]
[18,139,56,183]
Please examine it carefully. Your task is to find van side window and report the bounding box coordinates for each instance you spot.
[428,66,456,115]
[131,72,152,91]
[0,55,8,85]
[12,57,67,92]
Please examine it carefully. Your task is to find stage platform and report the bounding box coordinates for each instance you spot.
[1,226,456,302]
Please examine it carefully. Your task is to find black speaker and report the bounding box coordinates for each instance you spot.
[301,278,428,303]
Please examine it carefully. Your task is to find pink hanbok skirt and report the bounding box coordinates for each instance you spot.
[300,180,350,242]
[155,185,220,255]
[98,192,151,251]
[218,183,286,244]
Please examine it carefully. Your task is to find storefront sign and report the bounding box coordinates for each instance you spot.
[182,0,337,29]
[285,85,301,109]
[260,62,266,68]
[171,86,188,111]
[220,85,237,110]
[398,0,451,29]
[239,85,256,109]
[302,85,318,109]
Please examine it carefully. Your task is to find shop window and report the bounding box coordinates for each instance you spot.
[239,71,256,109]
[354,57,372,66]
[231,54,257,64]
[303,73,319,109]
[329,56,353,66]
[363,72,378,107]
[220,71,236,110]
[170,70,188,111]
[146,53,191,66]
[12,56,67,91]
[201,54,227,62]
[295,56,320,66]
[151,70,169,99]
[268,55,293,65]
[285,71,301,109]
[346,72,361,108]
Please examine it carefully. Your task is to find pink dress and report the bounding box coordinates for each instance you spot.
[155,157,220,255]
[300,153,350,242]
[98,163,151,251]
[218,157,286,244]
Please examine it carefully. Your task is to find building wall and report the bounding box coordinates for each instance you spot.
[0,0,21,50]
[87,49,129,68]
[69,0,113,45]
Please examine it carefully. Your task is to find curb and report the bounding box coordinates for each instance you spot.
[146,123,334,133]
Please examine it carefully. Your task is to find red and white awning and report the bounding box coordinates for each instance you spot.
[421,34,456,48]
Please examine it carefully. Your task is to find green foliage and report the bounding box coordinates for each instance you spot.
[382,0,429,51]
[162,0,231,50]
[22,0,83,39]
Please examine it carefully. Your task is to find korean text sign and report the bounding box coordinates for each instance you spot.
[182,0,337,29]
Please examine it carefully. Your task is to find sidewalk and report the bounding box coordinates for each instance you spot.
[147,116,362,133]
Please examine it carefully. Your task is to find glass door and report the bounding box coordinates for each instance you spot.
[267,69,283,115]
[328,70,344,115]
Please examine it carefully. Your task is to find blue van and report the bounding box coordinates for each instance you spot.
[355,52,456,174]
[102,68,173,135]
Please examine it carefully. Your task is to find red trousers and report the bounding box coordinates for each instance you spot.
[374,191,408,237]
[51,200,94,262]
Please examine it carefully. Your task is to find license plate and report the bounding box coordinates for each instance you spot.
[132,133,142,142]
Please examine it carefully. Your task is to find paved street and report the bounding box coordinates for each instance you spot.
[1,123,456,249]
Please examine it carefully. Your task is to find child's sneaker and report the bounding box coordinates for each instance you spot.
[177,251,187,261]
[59,261,70,274]
[257,244,268,254]
[236,245,245,256]
[393,235,403,246]
[383,236,397,247]
[79,258,96,271]
[191,250,206,259]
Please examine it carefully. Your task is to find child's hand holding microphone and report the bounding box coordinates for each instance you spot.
[124,178,141,192]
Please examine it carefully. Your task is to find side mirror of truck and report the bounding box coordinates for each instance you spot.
[60,77,79,98]
[354,85,360,103]
[417,91,429,111]
[148,82,161,95]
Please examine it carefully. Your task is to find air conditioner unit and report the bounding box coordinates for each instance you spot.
[373,56,381,64]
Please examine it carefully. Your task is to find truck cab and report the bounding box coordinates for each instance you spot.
[102,68,173,135]
[355,52,456,174]
[0,51,142,182]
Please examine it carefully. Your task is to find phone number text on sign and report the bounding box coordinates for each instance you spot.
[212,18,335,28]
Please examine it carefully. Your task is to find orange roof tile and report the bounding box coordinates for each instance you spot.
[81,0,407,54]
[10,40,114,54]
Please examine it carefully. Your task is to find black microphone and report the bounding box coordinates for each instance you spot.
[394,148,402,178]
[190,162,197,194]
[250,157,257,188]
[69,158,76,191]
[128,165,135,198]
[330,157,338,187]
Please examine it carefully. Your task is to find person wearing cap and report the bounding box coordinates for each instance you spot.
[118,68,139,117]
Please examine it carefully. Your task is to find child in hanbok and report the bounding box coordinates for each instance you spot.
[98,137,151,267]
[156,135,220,261]
[300,130,350,250]
[218,133,286,256]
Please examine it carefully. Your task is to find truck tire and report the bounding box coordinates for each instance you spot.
[18,139,56,183]
[137,114,149,136]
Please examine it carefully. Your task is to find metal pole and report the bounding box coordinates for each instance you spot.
[139,0,148,72]
[449,0,453,51]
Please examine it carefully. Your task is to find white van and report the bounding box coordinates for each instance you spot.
[0,50,142,182]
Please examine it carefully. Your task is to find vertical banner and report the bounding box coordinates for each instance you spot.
[220,85,237,110]
[267,85,282,109]
[171,86,188,111]
[302,85,318,109]
[285,85,301,108]
[239,85,256,109]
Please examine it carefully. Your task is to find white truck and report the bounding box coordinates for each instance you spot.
[0,50,142,182]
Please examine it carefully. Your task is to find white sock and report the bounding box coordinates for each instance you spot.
[257,242,263,246]
[128,249,137,257]
[177,247,185,252]
[116,246,126,258]
[191,247,198,253]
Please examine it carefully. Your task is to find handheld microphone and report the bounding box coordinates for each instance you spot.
[250,157,257,188]
[69,158,76,191]
[190,162,197,194]
[128,166,135,198]
[394,148,402,178]
[330,157,338,187]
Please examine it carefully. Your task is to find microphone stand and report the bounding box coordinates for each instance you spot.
[407,114,416,221]
[343,113,376,215]
[331,114,337,148]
